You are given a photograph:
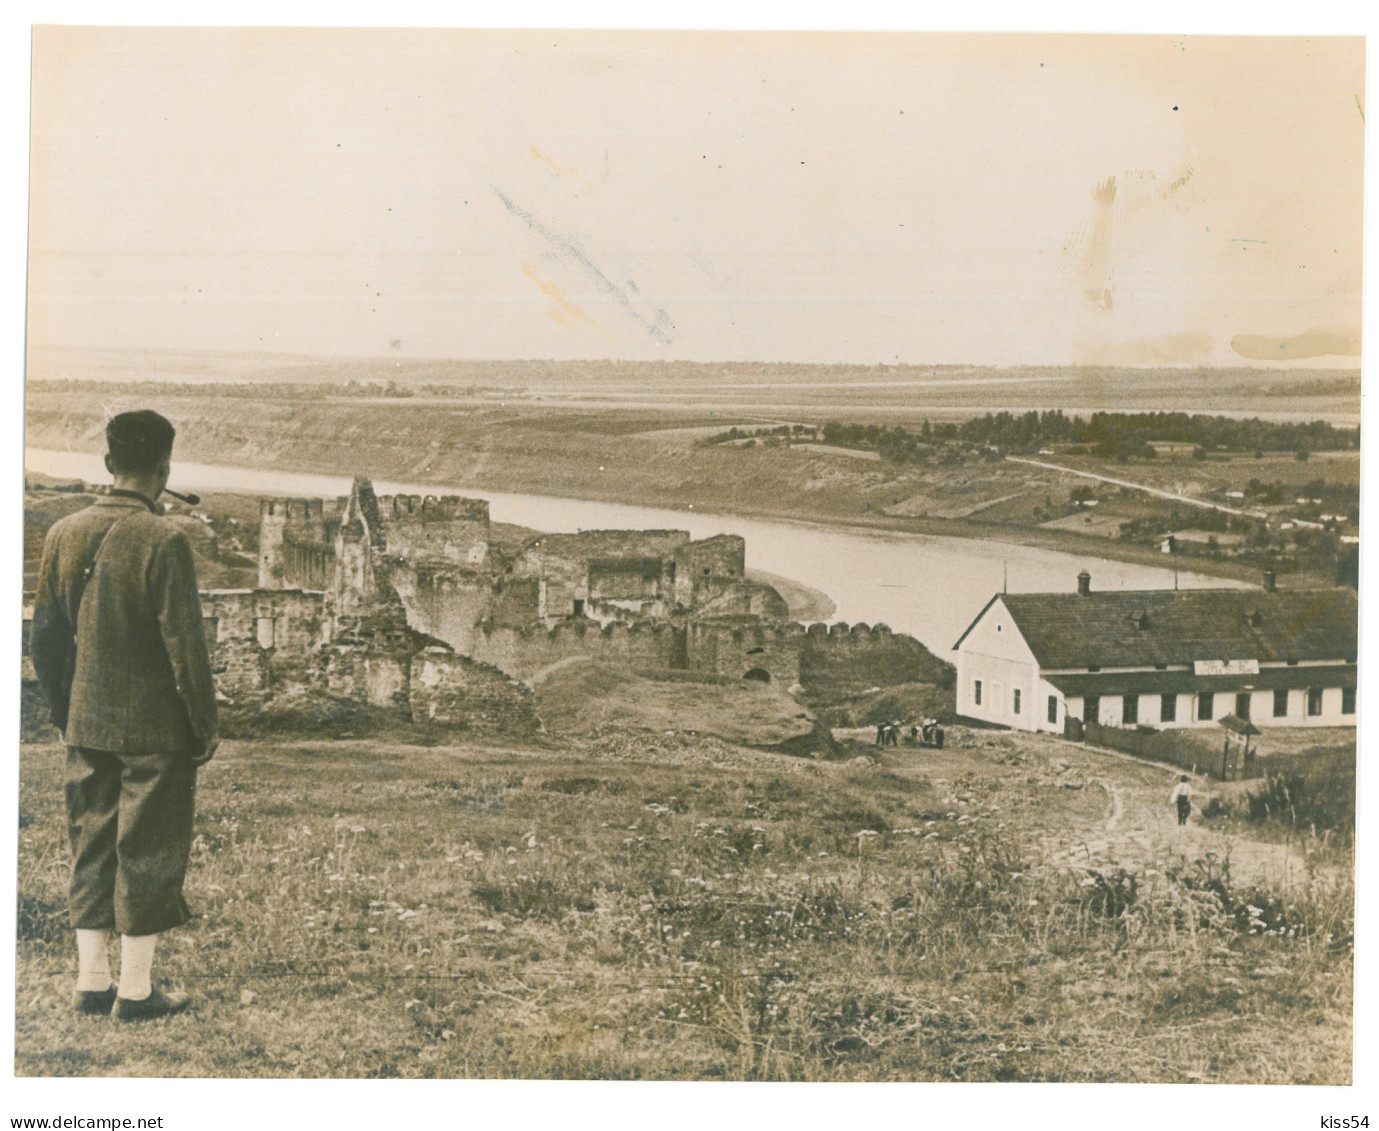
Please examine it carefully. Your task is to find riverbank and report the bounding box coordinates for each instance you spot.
[26,442,1260,655]
[24,438,1293,591]
[28,384,1344,591]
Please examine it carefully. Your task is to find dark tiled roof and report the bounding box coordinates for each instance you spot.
[996,587,1357,669]
[1044,664,1356,698]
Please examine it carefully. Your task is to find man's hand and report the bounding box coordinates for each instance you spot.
[192,734,220,766]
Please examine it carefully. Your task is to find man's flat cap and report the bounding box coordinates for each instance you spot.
[107,410,176,456]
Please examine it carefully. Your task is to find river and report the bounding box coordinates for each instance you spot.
[26,448,1246,656]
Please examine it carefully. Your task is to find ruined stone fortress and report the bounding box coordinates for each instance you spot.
[26,478,936,739]
[254,478,792,674]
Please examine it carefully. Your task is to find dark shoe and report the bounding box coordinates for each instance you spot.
[72,987,118,1016]
[111,988,191,1022]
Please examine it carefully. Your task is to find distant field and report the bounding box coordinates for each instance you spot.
[26,346,1361,424]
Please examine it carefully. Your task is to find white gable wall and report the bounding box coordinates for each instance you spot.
[955,598,1042,732]
[957,594,1357,735]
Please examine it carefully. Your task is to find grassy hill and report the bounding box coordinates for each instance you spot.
[534,660,822,751]
[15,728,1352,1081]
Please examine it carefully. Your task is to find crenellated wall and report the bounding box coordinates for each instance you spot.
[798,621,951,700]
[380,494,490,567]
[258,497,333,589]
[471,619,678,680]
[217,480,943,722]
[465,612,938,696]
[686,617,805,686]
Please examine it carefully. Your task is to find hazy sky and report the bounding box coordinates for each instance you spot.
[27,29,1364,367]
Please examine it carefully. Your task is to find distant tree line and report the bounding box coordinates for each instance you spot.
[708,411,1358,462]
[29,379,506,400]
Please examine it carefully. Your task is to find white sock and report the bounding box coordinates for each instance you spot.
[117,933,159,1001]
[74,929,112,992]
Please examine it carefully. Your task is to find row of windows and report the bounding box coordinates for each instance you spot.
[1086,687,1355,724]
[975,680,1355,722]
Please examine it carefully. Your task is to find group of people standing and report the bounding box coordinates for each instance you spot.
[873,719,944,748]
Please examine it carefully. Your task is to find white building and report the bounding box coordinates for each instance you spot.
[953,571,1357,733]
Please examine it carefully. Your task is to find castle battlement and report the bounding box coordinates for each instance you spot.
[247,476,942,695]
[383,494,490,523]
[260,497,326,521]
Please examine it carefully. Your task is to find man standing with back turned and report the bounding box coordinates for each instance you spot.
[31,410,218,1021]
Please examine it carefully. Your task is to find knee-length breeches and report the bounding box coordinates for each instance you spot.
[65,746,197,936]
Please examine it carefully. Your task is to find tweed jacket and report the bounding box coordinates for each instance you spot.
[31,495,218,755]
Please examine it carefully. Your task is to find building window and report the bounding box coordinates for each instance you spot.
[1235,692,1252,719]
[1273,689,1289,718]
[974,680,982,707]
[1123,695,1139,725]
[1343,687,1356,715]
[1048,695,1058,725]
[1197,692,1214,721]
[255,616,275,649]
[1307,688,1323,717]
[1013,688,1022,715]
[1160,694,1176,723]
[1084,695,1100,724]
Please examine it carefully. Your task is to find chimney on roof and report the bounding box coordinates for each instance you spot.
[1077,570,1092,597]
[1262,569,1277,592]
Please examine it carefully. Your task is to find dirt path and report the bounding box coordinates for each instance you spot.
[1006,455,1267,519]
[1038,737,1314,889]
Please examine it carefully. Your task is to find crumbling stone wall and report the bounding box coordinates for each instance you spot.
[316,648,410,710]
[258,497,333,589]
[673,534,746,606]
[687,618,805,686]
[798,622,953,701]
[696,579,790,620]
[202,588,329,701]
[488,575,541,628]
[515,530,692,619]
[280,532,335,591]
[388,562,495,655]
[409,648,540,736]
[381,494,490,567]
[471,619,677,680]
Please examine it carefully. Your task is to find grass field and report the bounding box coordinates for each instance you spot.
[15,728,1353,1081]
